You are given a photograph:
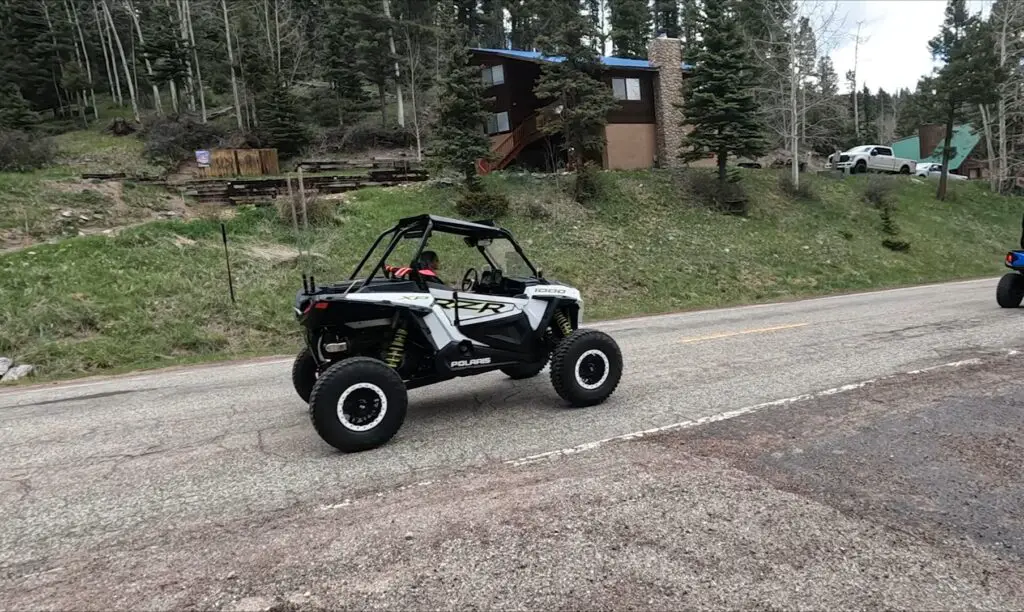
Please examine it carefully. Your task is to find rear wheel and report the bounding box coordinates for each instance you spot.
[292,347,318,403]
[900,165,910,174]
[996,272,1024,308]
[308,357,408,452]
[550,329,623,407]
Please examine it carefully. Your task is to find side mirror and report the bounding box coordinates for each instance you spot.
[537,268,544,279]
[870,150,878,156]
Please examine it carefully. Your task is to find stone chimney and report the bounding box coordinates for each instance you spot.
[647,37,685,168]
[919,123,945,160]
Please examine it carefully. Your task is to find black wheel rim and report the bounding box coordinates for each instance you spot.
[581,350,602,388]
[338,385,386,431]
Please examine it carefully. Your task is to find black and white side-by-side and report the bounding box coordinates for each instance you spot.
[290,214,624,453]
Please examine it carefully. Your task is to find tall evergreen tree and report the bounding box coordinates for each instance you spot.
[0,2,61,112]
[679,0,766,183]
[608,0,652,59]
[929,0,1003,199]
[320,3,371,128]
[480,0,507,47]
[653,0,680,38]
[534,0,618,201]
[432,18,491,188]
[0,83,40,130]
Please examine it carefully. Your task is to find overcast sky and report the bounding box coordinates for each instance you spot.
[826,0,992,94]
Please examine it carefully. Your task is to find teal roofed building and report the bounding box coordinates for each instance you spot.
[890,123,986,179]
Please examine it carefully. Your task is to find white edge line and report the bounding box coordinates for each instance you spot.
[505,352,1017,468]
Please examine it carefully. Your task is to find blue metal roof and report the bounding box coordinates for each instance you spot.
[472,48,694,71]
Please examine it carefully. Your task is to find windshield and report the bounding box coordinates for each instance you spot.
[481,237,534,278]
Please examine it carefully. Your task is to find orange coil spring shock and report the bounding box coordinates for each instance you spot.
[553,310,573,337]
[384,327,408,368]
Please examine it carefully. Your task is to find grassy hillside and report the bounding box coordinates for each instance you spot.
[1,167,1021,381]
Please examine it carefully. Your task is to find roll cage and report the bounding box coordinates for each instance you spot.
[346,214,544,291]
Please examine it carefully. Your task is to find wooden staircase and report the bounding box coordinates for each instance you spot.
[477,104,557,175]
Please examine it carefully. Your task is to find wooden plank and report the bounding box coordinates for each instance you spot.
[209,149,238,178]
[260,149,280,175]
[235,149,264,176]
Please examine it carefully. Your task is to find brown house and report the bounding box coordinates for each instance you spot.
[469,38,692,173]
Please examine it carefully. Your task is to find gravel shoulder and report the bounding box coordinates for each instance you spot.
[5,352,1024,611]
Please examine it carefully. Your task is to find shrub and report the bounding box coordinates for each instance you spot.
[878,199,911,252]
[318,124,417,154]
[141,115,226,167]
[685,169,750,216]
[275,194,337,228]
[525,202,552,220]
[779,174,817,201]
[862,175,897,207]
[0,130,56,171]
[454,188,510,219]
[571,162,604,205]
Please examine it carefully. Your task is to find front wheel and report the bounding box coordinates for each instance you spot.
[308,357,408,452]
[550,329,623,407]
[900,165,910,174]
[996,272,1024,308]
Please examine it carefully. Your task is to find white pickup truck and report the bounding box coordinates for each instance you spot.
[827,145,917,175]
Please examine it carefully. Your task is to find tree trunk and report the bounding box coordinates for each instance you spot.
[221,0,244,129]
[185,0,207,122]
[41,1,68,117]
[980,104,998,191]
[101,0,139,121]
[997,2,1013,193]
[852,22,862,140]
[937,109,955,201]
[404,28,422,161]
[125,0,164,116]
[274,0,282,76]
[94,0,118,105]
[176,0,197,112]
[789,15,799,188]
[378,81,386,127]
[717,148,727,183]
[96,0,123,107]
[382,0,405,127]
[60,0,90,125]
[68,0,99,120]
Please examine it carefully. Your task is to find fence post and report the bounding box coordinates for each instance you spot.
[286,174,298,235]
[298,166,309,233]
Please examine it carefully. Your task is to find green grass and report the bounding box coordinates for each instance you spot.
[1,168,1020,382]
[0,130,176,243]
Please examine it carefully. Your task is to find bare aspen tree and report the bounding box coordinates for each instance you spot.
[383,0,406,127]
[101,0,139,121]
[221,0,244,129]
[124,0,163,116]
[94,0,121,106]
[66,0,99,120]
[184,0,207,122]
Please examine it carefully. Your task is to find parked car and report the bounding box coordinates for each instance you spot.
[827,145,917,175]
[915,162,968,180]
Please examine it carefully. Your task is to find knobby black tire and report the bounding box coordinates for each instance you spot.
[292,346,318,403]
[308,357,408,453]
[996,272,1024,308]
[549,328,623,408]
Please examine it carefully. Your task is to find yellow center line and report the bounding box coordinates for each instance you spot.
[680,322,810,344]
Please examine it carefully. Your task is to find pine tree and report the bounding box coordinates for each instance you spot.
[320,2,371,128]
[432,21,491,188]
[0,2,61,112]
[350,0,398,126]
[653,0,680,38]
[257,83,309,158]
[679,0,766,183]
[0,83,40,130]
[534,0,618,201]
[929,0,1003,199]
[608,0,652,59]
[480,0,507,47]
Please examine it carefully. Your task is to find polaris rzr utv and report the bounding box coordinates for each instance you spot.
[997,212,1024,308]
[292,214,623,453]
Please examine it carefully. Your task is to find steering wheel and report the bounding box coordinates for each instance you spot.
[461,268,478,292]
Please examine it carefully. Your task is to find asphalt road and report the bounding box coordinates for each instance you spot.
[4,276,1024,609]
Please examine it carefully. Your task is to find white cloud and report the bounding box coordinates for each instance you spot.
[827,0,991,94]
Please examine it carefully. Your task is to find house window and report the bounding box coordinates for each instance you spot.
[612,77,642,101]
[486,111,510,135]
[481,64,505,86]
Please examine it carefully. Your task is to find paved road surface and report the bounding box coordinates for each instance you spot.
[3,277,1024,609]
